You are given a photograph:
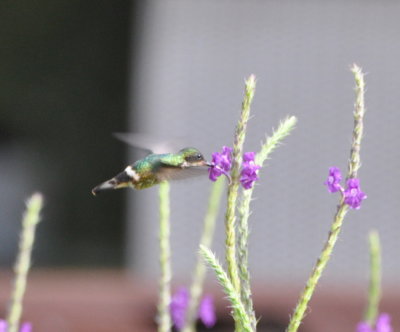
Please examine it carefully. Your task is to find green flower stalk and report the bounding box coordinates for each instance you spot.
[225,75,256,294]
[6,193,43,332]
[253,116,298,168]
[237,116,297,328]
[365,230,381,326]
[287,202,349,332]
[182,177,225,332]
[158,182,172,332]
[199,245,253,332]
[286,64,366,332]
[347,64,366,180]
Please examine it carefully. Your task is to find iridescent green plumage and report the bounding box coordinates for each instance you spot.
[92,147,210,194]
[131,152,185,189]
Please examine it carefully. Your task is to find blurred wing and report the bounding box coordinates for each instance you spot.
[157,164,209,182]
[113,132,183,154]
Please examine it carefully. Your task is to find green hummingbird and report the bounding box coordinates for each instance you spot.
[92,147,211,195]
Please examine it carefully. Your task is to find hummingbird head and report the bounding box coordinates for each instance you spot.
[179,147,211,167]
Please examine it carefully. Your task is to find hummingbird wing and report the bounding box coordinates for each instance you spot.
[158,165,209,182]
[155,157,209,181]
[113,132,183,154]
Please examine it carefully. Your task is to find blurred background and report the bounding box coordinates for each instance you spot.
[1,0,399,331]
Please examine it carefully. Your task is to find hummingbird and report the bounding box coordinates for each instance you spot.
[92,147,211,195]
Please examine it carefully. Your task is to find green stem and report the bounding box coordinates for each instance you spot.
[182,178,225,332]
[200,245,254,332]
[237,191,255,329]
[225,75,256,296]
[365,230,381,326]
[347,64,366,180]
[286,64,366,332]
[237,116,297,329]
[6,193,43,332]
[158,182,172,332]
[286,201,349,332]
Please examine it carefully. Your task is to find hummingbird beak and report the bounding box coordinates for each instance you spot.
[191,160,212,167]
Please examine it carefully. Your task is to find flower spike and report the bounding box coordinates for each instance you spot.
[344,178,367,209]
[356,313,393,332]
[170,287,216,330]
[208,146,233,183]
[240,152,260,190]
[324,167,366,209]
[324,167,343,193]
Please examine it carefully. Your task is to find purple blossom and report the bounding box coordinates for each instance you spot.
[20,322,32,332]
[0,320,32,332]
[198,295,216,328]
[0,320,6,332]
[324,167,367,209]
[243,151,255,163]
[240,152,260,190]
[356,313,392,332]
[376,313,393,332]
[208,146,233,181]
[208,147,260,188]
[357,322,373,332]
[170,287,189,330]
[344,178,367,209]
[170,288,216,330]
[324,167,343,193]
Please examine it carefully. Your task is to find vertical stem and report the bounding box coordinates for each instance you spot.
[286,64,366,332]
[237,116,297,329]
[183,178,225,332]
[365,230,381,326]
[225,75,256,295]
[200,245,253,332]
[286,202,349,332]
[158,182,172,332]
[347,64,366,180]
[237,188,256,329]
[7,193,43,332]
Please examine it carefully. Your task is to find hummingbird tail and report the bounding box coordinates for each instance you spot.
[92,170,133,195]
[91,180,117,195]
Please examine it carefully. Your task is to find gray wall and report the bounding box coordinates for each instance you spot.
[127,0,400,287]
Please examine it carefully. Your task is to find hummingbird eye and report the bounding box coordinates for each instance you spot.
[185,153,204,162]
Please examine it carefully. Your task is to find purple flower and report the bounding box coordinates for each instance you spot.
[198,295,216,328]
[170,288,217,330]
[376,313,392,332]
[170,287,189,330]
[208,147,260,188]
[357,322,373,332]
[216,146,233,172]
[208,146,233,181]
[324,167,343,193]
[243,151,255,163]
[20,322,32,332]
[324,167,367,209]
[0,320,6,332]
[344,178,367,209]
[356,313,392,332]
[0,320,32,332]
[240,152,260,190]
